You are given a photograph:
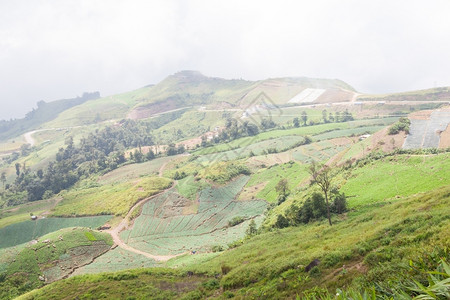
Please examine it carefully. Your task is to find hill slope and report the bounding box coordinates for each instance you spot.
[0,92,100,141]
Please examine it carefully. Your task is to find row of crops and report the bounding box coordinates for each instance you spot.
[72,247,159,275]
[194,118,398,164]
[120,176,267,255]
[0,215,112,249]
[403,111,450,149]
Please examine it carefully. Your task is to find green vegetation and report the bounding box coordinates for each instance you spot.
[98,156,173,184]
[0,198,60,229]
[17,268,216,300]
[2,71,450,299]
[120,176,267,255]
[340,152,450,207]
[52,177,172,217]
[14,185,450,299]
[0,227,112,300]
[244,161,309,203]
[0,215,112,249]
[73,247,159,275]
[197,161,250,184]
[0,92,99,141]
[388,117,411,134]
[176,175,210,200]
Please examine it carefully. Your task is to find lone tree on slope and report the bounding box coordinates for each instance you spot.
[301,111,308,126]
[308,162,336,226]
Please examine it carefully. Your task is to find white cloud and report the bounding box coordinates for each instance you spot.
[1,0,450,120]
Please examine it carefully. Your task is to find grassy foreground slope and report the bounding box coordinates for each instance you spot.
[17,185,450,299]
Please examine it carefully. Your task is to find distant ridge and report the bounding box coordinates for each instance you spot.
[0,92,100,141]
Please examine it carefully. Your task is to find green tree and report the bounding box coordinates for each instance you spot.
[293,117,300,128]
[1,172,6,189]
[275,178,290,204]
[246,219,257,236]
[275,214,289,228]
[308,162,336,226]
[15,163,20,177]
[301,111,308,126]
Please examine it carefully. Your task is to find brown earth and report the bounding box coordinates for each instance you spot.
[439,124,450,148]
[238,181,268,201]
[409,110,433,120]
[315,88,354,103]
[127,99,180,120]
[246,152,292,169]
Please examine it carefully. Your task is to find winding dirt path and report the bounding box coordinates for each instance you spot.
[23,126,83,146]
[106,183,187,262]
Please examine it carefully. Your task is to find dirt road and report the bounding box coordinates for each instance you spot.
[106,183,186,262]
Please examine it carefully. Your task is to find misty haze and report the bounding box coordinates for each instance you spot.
[0,1,449,299]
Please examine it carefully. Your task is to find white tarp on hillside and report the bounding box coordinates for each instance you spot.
[288,88,326,103]
[403,111,450,149]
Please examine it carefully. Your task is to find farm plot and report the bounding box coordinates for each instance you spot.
[403,110,450,149]
[52,177,172,217]
[0,215,112,249]
[120,176,267,255]
[291,140,350,163]
[193,118,397,157]
[98,156,173,184]
[0,227,112,298]
[242,162,310,203]
[340,152,450,207]
[72,247,159,275]
[196,136,307,162]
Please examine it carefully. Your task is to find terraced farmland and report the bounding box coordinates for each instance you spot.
[72,247,158,275]
[120,176,267,255]
[0,216,112,249]
[193,117,397,157]
[0,227,112,299]
[403,110,450,149]
[241,162,310,203]
[98,156,173,184]
[291,139,351,163]
[52,177,172,217]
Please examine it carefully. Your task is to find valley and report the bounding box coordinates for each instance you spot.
[0,71,449,299]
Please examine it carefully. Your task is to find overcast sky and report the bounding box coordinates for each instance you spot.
[1,0,450,120]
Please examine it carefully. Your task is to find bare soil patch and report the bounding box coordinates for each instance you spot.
[238,181,268,201]
[409,110,433,120]
[439,124,450,148]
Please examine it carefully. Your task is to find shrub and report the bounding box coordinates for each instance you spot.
[228,216,245,227]
[388,117,411,135]
[275,214,289,228]
[212,245,225,252]
[202,279,220,290]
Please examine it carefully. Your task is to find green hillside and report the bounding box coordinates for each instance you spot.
[16,186,450,299]
[0,92,100,141]
[1,72,449,300]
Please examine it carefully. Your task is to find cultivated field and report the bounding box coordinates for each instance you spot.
[241,162,309,203]
[0,216,112,249]
[72,247,158,275]
[120,176,267,255]
[52,177,172,217]
[403,110,450,149]
[340,152,450,207]
[0,227,113,299]
[98,156,173,184]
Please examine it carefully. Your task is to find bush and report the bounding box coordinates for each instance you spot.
[388,117,411,135]
[228,216,245,227]
[202,279,220,290]
[275,214,289,228]
[211,245,225,252]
